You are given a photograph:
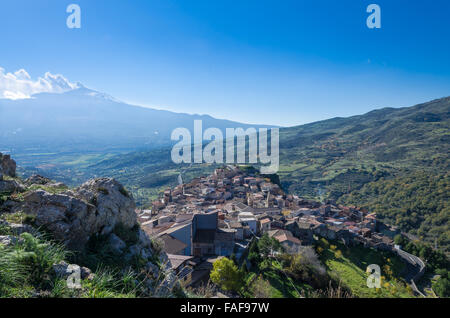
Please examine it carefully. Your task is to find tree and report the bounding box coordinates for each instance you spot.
[230,253,237,265]
[258,234,283,258]
[319,238,330,249]
[210,257,242,292]
[251,275,272,298]
[248,239,261,266]
[433,277,450,298]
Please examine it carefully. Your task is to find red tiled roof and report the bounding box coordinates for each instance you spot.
[274,233,302,245]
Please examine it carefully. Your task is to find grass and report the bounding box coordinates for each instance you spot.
[0,211,35,225]
[0,228,153,298]
[242,259,313,298]
[318,242,414,298]
[0,224,12,235]
[47,267,143,298]
[28,184,68,194]
[0,232,67,297]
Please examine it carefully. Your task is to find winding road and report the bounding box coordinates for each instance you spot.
[395,248,426,297]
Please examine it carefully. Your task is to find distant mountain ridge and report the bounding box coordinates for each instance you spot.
[0,86,276,154]
[278,96,450,196]
[33,95,445,194]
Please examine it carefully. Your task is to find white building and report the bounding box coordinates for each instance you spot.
[238,212,258,234]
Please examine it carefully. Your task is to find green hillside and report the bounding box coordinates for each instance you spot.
[316,240,414,298]
[277,97,450,251]
[278,97,449,198]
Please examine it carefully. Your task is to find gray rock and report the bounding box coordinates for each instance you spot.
[74,178,137,235]
[140,247,153,260]
[0,153,173,296]
[48,182,67,188]
[145,261,160,277]
[0,153,16,178]
[8,223,34,235]
[21,178,137,251]
[24,175,52,186]
[52,261,72,278]
[53,261,94,281]
[0,235,17,246]
[138,228,152,248]
[21,190,98,251]
[0,180,25,194]
[108,233,126,254]
[80,266,95,280]
[125,244,141,261]
[0,199,21,212]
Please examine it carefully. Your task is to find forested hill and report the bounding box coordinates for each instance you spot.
[277,96,449,251]
[278,96,450,196]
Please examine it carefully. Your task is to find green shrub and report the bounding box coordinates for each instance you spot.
[13,233,68,286]
[433,277,450,298]
[113,223,139,246]
[0,245,28,296]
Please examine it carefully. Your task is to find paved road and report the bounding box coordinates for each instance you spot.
[396,248,426,297]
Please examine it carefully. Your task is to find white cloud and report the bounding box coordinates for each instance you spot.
[0,67,79,100]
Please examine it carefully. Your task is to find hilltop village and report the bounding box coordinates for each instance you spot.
[138,166,400,287]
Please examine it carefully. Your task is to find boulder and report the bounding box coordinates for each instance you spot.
[52,261,71,278]
[52,261,94,280]
[48,182,67,188]
[108,233,126,254]
[138,228,152,248]
[21,190,98,251]
[0,179,25,194]
[0,199,22,212]
[80,266,94,280]
[0,235,17,246]
[0,153,16,178]
[24,175,52,186]
[125,244,142,261]
[140,247,153,259]
[73,178,137,235]
[146,261,160,277]
[21,178,138,251]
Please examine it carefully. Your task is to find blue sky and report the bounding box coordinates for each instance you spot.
[1,0,449,126]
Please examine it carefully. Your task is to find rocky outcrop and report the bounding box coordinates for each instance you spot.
[18,177,171,281]
[24,175,52,186]
[0,153,23,194]
[20,177,138,251]
[73,178,137,234]
[0,179,25,194]
[108,233,127,254]
[0,152,176,296]
[21,190,98,250]
[0,153,16,178]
